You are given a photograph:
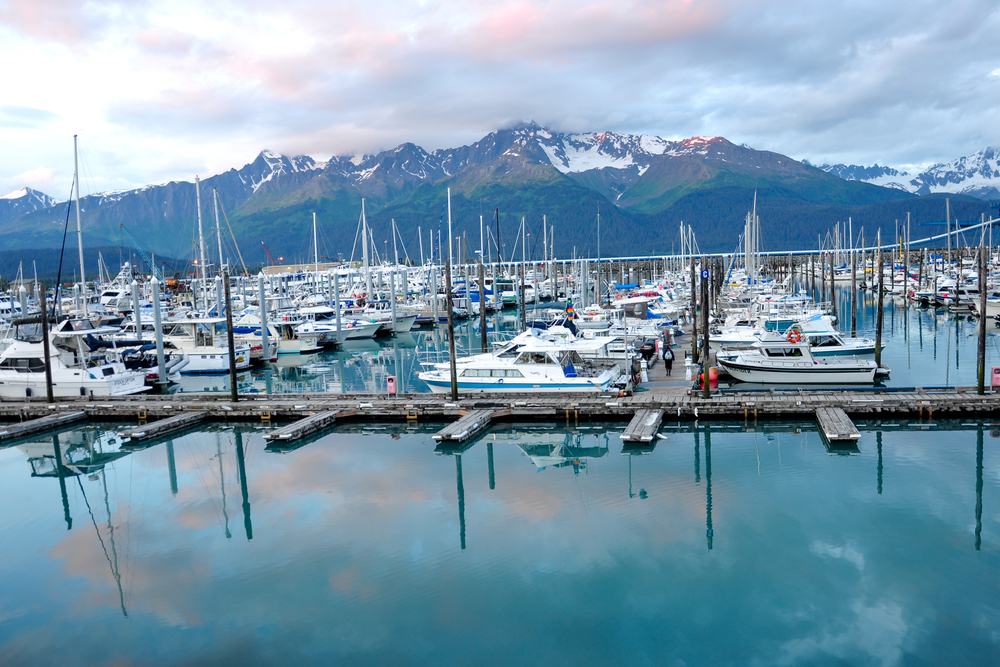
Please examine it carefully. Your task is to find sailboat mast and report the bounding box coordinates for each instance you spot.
[73,135,88,315]
[196,176,207,305]
[362,199,372,298]
[214,187,223,270]
[313,212,319,274]
[447,188,454,266]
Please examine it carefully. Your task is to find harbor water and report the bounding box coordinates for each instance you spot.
[0,419,996,665]
[176,287,1000,396]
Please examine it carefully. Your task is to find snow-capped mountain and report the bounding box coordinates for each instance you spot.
[0,187,59,225]
[821,148,1000,199]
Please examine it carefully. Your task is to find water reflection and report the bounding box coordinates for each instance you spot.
[0,419,997,666]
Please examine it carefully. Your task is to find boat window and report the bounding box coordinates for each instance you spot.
[0,357,47,372]
[491,369,523,378]
[810,336,840,347]
[516,353,550,364]
[764,348,802,357]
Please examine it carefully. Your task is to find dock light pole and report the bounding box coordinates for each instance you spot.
[224,268,238,403]
[479,262,488,353]
[875,234,885,369]
[445,260,458,400]
[39,283,53,403]
[978,246,987,395]
[151,277,167,388]
[258,273,270,362]
[690,257,698,364]
[702,257,710,399]
[851,246,857,337]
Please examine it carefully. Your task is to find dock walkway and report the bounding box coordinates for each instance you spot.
[0,411,86,441]
[0,385,997,439]
[815,407,861,442]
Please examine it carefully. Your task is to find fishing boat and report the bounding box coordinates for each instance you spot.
[716,332,883,384]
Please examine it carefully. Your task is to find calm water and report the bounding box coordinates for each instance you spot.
[1,420,996,666]
[172,289,1000,395]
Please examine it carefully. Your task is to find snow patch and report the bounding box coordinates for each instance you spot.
[0,188,28,200]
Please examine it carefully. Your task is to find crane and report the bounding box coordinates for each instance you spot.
[261,241,277,266]
[119,223,163,281]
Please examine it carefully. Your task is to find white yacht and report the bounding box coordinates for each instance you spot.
[419,336,628,394]
[162,318,251,374]
[716,333,882,384]
[0,318,148,398]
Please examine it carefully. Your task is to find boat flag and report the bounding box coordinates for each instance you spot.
[566,299,574,320]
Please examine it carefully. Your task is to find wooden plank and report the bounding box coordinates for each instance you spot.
[433,409,496,443]
[620,409,665,443]
[123,411,209,441]
[816,406,860,442]
[263,410,356,442]
[0,411,87,441]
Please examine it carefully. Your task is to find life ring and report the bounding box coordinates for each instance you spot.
[787,328,802,344]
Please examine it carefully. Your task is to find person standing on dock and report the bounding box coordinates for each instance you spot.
[664,346,674,376]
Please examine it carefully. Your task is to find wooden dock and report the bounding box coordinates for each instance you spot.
[262,409,355,442]
[433,409,507,443]
[815,407,861,442]
[620,409,665,443]
[122,410,209,441]
[0,386,998,435]
[0,411,86,442]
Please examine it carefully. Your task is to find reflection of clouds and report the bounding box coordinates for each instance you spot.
[779,600,908,667]
[4,424,999,664]
[810,540,865,572]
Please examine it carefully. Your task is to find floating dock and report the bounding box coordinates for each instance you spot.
[262,409,355,442]
[620,409,664,443]
[815,407,861,443]
[0,387,997,443]
[434,409,508,443]
[122,410,209,441]
[0,411,86,441]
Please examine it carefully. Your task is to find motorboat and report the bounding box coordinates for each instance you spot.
[716,332,884,384]
[0,318,148,398]
[419,336,629,394]
[162,318,251,374]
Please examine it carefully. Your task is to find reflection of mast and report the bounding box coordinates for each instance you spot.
[705,426,713,551]
[100,469,127,618]
[487,443,495,491]
[166,440,178,496]
[456,455,466,551]
[626,454,648,499]
[235,430,253,541]
[976,427,983,551]
[876,431,883,495]
[217,434,231,540]
[694,429,701,483]
[52,434,72,530]
[78,471,127,617]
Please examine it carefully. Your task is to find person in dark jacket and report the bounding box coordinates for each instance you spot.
[664,346,674,376]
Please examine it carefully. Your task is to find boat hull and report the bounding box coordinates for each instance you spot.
[717,358,877,383]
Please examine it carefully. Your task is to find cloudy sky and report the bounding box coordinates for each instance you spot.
[2,0,999,198]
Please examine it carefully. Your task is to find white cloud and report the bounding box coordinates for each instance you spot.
[0,0,999,197]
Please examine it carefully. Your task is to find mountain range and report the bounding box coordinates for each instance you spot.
[2,124,995,273]
[819,147,1000,200]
